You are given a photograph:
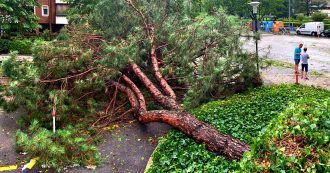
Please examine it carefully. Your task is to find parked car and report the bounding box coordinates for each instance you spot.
[296,22,324,36]
[323,29,330,37]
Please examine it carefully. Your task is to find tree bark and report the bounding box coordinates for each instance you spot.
[122,61,251,160]
[150,45,176,100]
[139,110,250,160]
[130,61,182,110]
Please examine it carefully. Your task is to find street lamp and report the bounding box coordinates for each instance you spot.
[249,1,260,74]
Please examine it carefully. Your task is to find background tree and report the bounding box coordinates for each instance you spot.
[0,0,39,36]
[292,0,328,16]
[65,0,101,22]
[5,0,260,162]
[258,0,286,18]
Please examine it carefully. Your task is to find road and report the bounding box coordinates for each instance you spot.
[0,108,27,172]
[243,34,330,74]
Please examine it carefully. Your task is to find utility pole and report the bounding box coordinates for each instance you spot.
[289,0,291,30]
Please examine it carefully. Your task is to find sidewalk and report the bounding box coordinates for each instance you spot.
[262,67,330,90]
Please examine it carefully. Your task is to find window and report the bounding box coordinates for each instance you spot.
[42,5,49,17]
[56,5,68,16]
[300,24,305,28]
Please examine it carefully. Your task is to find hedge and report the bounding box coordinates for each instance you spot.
[0,38,33,55]
[325,24,330,30]
[0,39,11,54]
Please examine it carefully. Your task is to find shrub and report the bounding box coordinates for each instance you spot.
[9,39,33,54]
[284,22,302,27]
[325,24,330,30]
[323,19,330,24]
[296,14,305,21]
[0,39,12,54]
[312,12,328,22]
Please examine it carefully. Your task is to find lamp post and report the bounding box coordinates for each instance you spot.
[249,1,260,74]
[289,0,291,30]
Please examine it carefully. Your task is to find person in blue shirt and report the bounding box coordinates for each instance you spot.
[294,43,303,73]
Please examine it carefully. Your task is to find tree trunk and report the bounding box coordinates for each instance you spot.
[139,110,250,160]
[120,62,251,160]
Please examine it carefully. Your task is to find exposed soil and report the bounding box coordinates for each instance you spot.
[275,134,306,157]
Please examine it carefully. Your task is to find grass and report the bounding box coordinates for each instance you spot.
[262,59,293,69]
[146,85,330,173]
[310,71,326,77]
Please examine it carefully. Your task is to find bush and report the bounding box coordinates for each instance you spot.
[296,14,305,21]
[9,39,33,54]
[323,19,330,24]
[284,22,302,27]
[312,12,328,22]
[0,39,12,54]
[325,24,330,30]
[16,120,101,170]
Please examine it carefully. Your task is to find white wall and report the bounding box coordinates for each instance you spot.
[55,0,68,3]
[56,16,68,24]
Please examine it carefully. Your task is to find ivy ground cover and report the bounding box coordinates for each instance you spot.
[146,85,330,172]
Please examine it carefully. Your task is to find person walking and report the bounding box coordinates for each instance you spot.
[294,43,303,73]
[301,47,310,80]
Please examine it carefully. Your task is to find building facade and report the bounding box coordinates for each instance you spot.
[34,0,69,32]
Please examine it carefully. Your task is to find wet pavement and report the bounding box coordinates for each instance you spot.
[0,108,27,173]
[64,122,170,173]
[0,111,170,173]
[243,33,330,74]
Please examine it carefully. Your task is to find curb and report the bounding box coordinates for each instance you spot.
[0,157,39,172]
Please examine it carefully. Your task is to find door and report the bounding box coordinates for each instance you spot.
[300,24,307,34]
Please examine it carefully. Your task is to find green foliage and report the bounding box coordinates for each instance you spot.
[147,85,330,172]
[0,0,39,35]
[9,39,33,54]
[259,0,286,18]
[297,14,305,21]
[312,12,328,22]
[65,0,101,23]
[16,120,101,170]
[89,0,259,107]
[3,0,260,170]
[40,29,55,41]
[1,33,106,170]
[325,24,330,30]
[240,98,330,172]
[0,39,11,53]
[0,37,42,54]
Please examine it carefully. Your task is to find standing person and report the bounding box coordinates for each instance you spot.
[317,26,321,38]
[294,43,303,73]
[301,47,310,80]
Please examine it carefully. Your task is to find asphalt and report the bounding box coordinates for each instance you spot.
[65,122,171,173]
[0,108,27,173]
[243,33,330,74]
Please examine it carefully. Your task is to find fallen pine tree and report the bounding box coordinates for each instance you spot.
[3,0,261,166]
